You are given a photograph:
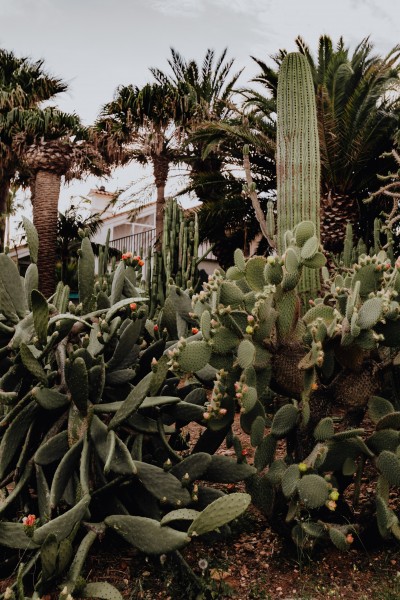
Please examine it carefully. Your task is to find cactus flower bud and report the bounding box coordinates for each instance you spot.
[219,408,227,415]
[203,412,210,420]
[153,325,159,332]
[329,489,339,501]
[22,514,36,527]
[191,327,199,334]
[298,463,308,473]
[245,325,254,334]
[326,500,337,511]
[346,533,354,544]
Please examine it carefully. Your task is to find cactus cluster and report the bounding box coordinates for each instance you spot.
[0,222,253,598]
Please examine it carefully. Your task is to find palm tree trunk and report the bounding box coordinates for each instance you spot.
[0,181,9,253]
[32,170,61,297]
[152,153,170,243]
[320,192,358,253]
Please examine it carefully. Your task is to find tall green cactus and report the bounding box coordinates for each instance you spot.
[276,53,321,297]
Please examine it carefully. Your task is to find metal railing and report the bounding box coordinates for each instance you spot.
[109,229,157,256]
[110,229,218,262]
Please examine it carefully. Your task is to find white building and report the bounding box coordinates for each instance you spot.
[9,187,218,276]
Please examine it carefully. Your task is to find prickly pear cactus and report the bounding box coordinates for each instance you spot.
[0,221,252,596]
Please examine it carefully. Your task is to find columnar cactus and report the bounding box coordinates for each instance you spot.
[276,53,321,298]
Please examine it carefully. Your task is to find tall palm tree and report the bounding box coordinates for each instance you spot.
[98,82,178,241]
[151,48,243,202]
[150,48,274,266]
[15,108,106,296]
[249,36,400,252]
[0,48,67,251]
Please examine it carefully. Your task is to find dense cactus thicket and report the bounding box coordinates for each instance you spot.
[0,219,252,599]
[2,49,400,599]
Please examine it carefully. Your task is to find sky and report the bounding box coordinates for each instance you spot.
[1,0,400,234]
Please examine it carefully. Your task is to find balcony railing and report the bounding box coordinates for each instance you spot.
[110,229,218,262]
[109,229,157,256]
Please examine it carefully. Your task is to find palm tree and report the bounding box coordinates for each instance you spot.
[249,36,400,252]
[98,82,178,241]
[151,48,275,266]
[0,48,67,251]
[15,107,106,296]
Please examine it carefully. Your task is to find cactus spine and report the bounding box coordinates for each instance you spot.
[276,53,321,297]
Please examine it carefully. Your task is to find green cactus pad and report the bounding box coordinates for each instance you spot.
[265,460,287,485]
[34,431,69,465]
[271,403,298,438]
[134,461,191,506]
[169,453,212,482]
[204,455,256,483]
[22,216,39,264]
[331,429,365,441]
[376,495,397,539]
[303,304,335,325]
[34,387,70,411]
[301,521,325,539]
[161,509,200,526]
[237,339,256,369]
[250,416,266,447]
[212,327,240,355]
[50,438,83,508]
[254,434,277,472]
[219,281,244,307]
[357,297,383,329]
[329,527,350,551]
[367,429,400,454]
[81,582,124,600]
[377,451,400,486]
[314,417,335,441]
[78,237,95,313]
[0,400,38,479]
[284,247,300,275]
[234,249,246,272]
[297,474,330,508]
[20,343,47,384]
[188,492,251,537]
[108,371,153,429]
[90,416,137,475]
[368,396,395,424]
[376,412,400,431]
[0,254,28,319]
[176,341,212,373]
[105,515,189,554]
[295,221,315,247]
[24,263,39,310]
[0,522,40,549]
[281,464,301,498]
[31,289,48,345]
[226,265,244,280]
[66,357,89,415]
[200,310,211,340]
[302,251,326,269]
[265,261,284,285]
[33,494,91,544]
[245,256,267,291]
[240,400,265,435]
[240,386,258,414]
[40,533,59,580]
[300,235,319,260]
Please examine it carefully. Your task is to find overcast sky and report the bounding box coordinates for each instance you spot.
[1,0,400,228]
